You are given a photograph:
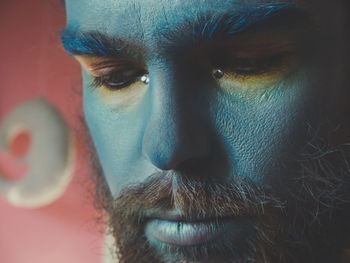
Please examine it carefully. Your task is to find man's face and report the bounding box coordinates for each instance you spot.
[62,0,350,262]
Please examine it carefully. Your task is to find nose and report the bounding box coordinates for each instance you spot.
[142,68,211,171]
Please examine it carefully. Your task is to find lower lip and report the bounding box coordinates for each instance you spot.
[145,218,234,246]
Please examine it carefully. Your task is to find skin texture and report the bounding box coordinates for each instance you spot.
[62,0,350,262]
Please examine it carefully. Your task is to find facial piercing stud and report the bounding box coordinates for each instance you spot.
[212,69,224,79]
[141,74,150,85]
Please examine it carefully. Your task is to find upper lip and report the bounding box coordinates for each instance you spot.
[147,210,187,221]
[146,209,229,222]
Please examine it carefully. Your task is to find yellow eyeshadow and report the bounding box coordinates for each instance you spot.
[98,84,127,95]
[225,69,286,85]
[217,55,297,94]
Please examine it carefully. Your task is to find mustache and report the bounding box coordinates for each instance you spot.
[108,171,285,222]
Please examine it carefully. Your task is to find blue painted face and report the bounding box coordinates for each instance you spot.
[63,0,315,193]
[62,0,349,261]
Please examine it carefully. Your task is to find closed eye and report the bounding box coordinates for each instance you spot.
[213,52,291,77]
[93,68,148,90]
[74,55,148,91]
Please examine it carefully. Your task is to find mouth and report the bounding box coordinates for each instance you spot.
[144,211,253,248]
[145,218,232,246]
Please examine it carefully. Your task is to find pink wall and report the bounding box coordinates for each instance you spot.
[0,0,104,262]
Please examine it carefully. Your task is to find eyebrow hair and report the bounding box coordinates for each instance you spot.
[192,4,303,42]
[60,29,134,57]
[60,3,308,58]
[162,4,309,49]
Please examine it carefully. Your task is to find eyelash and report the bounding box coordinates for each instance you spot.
[89,52,290,91]
[212,52,289,76]
[92,68,148,90]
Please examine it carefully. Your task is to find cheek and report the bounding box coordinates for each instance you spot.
[83,75,153,194]
[211,72,315,183]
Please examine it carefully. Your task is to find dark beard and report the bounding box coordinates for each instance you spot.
[86,133,350,263]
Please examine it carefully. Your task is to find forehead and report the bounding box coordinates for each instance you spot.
[65,0,341,46]
[65,0,272,27]
[65,0,345,66]
[65,0,305,38]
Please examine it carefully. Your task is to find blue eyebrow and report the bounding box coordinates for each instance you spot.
[60,29,125,56]
[193,3,297,42]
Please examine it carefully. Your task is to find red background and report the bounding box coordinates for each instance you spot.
[0,0,104,262]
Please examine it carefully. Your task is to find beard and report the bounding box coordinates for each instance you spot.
[85,129,350,263]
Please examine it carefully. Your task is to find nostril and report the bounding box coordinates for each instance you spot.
[142,129,211,171]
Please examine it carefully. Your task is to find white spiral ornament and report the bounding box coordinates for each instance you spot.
[0,98,74,208]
